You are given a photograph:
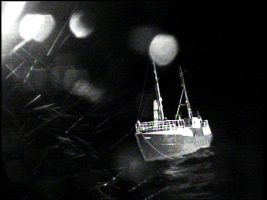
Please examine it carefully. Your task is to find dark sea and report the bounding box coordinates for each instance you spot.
[2,140,263,200]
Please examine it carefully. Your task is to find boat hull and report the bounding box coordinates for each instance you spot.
[135,128,212,161]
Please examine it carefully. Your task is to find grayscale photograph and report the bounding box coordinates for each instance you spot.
[1,1,263,200]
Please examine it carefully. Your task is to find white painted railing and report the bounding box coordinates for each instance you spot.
[136,119,209,133]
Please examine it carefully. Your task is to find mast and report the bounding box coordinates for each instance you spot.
[179,66,193,119]
[152,60,165,120]
[175,88,184,119]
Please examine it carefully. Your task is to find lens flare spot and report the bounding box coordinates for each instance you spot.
[72,80,103,103]
[19,14,55,42]
[63,69,103,103]
[149,34,179,66]
[69,10,94,39]
[2,1,26,35]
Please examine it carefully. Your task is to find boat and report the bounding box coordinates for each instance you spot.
[135,61,213,161]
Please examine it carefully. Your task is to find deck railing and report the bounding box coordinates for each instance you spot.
[136,119,209,133]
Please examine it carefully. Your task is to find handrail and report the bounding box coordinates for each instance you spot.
[136,119,209,133]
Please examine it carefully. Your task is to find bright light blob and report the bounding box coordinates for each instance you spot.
[149,34,179,66]
[19,14,55,42]
[2,1,26,35]
[69,10,94,39]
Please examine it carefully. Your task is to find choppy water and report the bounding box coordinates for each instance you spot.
[107,145,263,200]
[2,144,262,200]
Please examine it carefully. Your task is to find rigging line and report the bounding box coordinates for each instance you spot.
[140,132,174,160]
[46,2,80,56]
[137,64,150,120]
[54,33,72,52]
[152,59,164,119]
[46,18,69,56]
[175,88,185,119]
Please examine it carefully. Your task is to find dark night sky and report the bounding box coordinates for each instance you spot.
[2,1,264,149]
[55,1,264,145]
